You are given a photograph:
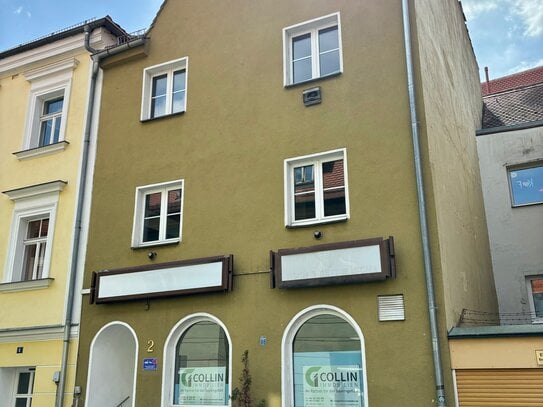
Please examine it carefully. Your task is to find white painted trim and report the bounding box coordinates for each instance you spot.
[452,369,459,407]
[13,141,69,160]
[282,12,343,86]
[131,179,184,248]
[281,304,368,407]
[3,192,60,282]
[140,57,189,121]
[23,58,79,81]
[161,313,233,407]
[0,278,54,292]
[283,147,349,227]
[86,321,139,407]
[0,28,117,76]
[3,180,67,200]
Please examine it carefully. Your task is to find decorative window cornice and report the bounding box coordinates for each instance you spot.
[2,180,67,201]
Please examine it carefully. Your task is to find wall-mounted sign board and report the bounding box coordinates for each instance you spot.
[270,237,394,288]
[91,255,233,304]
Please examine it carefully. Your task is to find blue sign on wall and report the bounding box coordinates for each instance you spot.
[143,358,158,371]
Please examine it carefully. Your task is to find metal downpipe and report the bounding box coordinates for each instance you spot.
[401,0,447,405]
[55,25,99,407]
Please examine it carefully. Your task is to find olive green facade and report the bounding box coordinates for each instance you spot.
[75,1,497,406]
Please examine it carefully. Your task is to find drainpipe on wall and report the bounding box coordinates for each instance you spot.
[55,26,146,407]
[401,1,447,406]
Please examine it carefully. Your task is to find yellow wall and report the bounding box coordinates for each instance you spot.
[450,337,543,369]
[0,50,90,327]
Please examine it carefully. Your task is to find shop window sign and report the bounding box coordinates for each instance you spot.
[509,165,543,206]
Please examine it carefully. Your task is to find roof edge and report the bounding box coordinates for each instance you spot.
[476,119,543,136]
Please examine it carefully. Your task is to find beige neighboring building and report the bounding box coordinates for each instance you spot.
[0,18,128,407]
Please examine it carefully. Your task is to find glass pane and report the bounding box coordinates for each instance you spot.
[294,165,314,192]
[22,245,37,281]
[166,214,180,239]
[17,372,31,393]
[40,120,53,146]
[145,192,162,217]
[318,26,339,53]
[44,98,63,114]
[143,218,160,242]
[27,220,42,239]
[509,165,543,206]
[293,315,363,407]
[15,398,28,407]
[322,160,344,189]
[319,49,340,77]
[152,74,167,97]
[168,189,182,214]
[173,70,186,92]
[293,33,311,60]
[172,90,186,113]
[323,188,346,217]
[151,95,167,118]
[36,242,46,279]
[295,193,316,220]
[531,279,543,318]
[40,218,49,237]
[174,321,229,406]
[293,58,312,84]
[53,117,62,143]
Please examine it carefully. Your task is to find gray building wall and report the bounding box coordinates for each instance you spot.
[477,125,543,320]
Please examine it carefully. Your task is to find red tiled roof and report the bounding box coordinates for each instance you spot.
[481,65,543,96]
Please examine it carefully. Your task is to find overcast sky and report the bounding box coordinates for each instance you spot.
[1,0,542,82]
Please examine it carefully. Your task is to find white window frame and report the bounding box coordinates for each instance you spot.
[161,313,232,407]
[11,367,35,407]
[131,179,184,248]
[21,59,76,155]
[283,12,343,86]
[284,148,349,227]
[141,57,188,121]
[507,162,543,207]
[526,275,543,324]
[3,182,63,284]
[281,305,368,407]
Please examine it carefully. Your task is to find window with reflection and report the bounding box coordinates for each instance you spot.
[286,149,348,226]
[132,180,184,247]
[173,321,229,406]
[293,314,364,407]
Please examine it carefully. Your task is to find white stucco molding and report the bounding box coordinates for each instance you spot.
[23,58,79,81]
[2,180,67,201]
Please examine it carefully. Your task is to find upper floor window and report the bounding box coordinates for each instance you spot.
[284,148,349,227]
[132,180,184,247]
[2,180,65,285]
[508,163,543,207]
[141,57,188,121]
[283,13,343,86]
[527,276,543,323]
[39,97,64,146]
[20,58,76,155]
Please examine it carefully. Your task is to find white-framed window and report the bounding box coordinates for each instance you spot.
[13,368,35,407]
[162,313,232,407]
[21,58,76,154]
[284,148,349,227]
[283,12,343,86]
[132,180,184,247]
[526,276,543,323]
[141,57,188,121]
[507,163,543,207]
[281,305,368,407]
[3,181,64,284]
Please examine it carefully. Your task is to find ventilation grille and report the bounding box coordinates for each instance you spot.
[378,294,405,321]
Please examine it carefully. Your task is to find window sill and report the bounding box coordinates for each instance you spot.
[140,110,185,123]
[284,71,342,89]
[13,141,69,160]
[0,278,54,293]
[131,239,180,250]
[286,216,348,229]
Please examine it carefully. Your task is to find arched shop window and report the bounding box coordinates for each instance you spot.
[282,305,368,407]
[163,314,231,407]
